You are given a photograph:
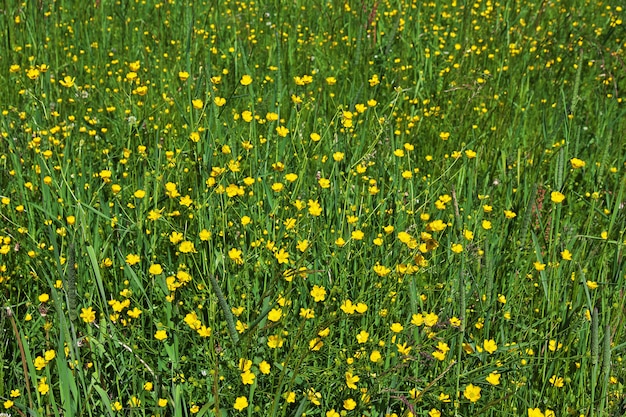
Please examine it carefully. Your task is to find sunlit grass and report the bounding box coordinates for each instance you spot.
[1,1,625,416]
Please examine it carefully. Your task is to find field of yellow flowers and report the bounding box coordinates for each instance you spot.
[1,1,625,416]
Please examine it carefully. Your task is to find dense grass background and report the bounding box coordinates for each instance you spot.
[1,0,625,416]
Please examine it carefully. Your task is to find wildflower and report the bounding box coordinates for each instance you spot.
[486,372,501,385]
[534,262,546,271]
[178,71,190,81]
[310,285,326,302]
[80,307,96,323]
[39,293,49,303]
[154,330,167,341]
[310,132,321,142]
[390,323,404,333]
[259,361,271,374]
[368,74,380,86]
[38,377,50,395]
[326,409,340,417]
[561,249,572,260]
[345,371,360,389]
[229,248,244,265]
[192,99,203,109]
[59,76,75,88]
[351,230,364,240]
[424,312,439,327]
[240,75,253,85]
[586,280,598,290]
[482,220,492,230]
[504,210,517,219]
[306,388,322,405]
[276,126,289,137]
[275,249,289,264]
[426,220,447,232]
[4,399,14,408]
[179,241,196,253]
[483,339,498,354]
[397,342,412,356]
[549,375,564,387]
[241,371,255,385]
[570,158,586,169]
[149,264,163,275]
[343,398,357,410]
[233,396,248,411]
[356,330,369,343]
[528,408,544,417]
[550,191,565,203]
[451,243,463,253]
[214,96,226,106]
[370,350,382,362]
[296,240,309,252]
[34,356,47,370]
[463,384,481,402]
[340,300,356,314]
[373,263,391,276]
[267,335,284,348]
[267,308,282,322]
[307,200,322,216]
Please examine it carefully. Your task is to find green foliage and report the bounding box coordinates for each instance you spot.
[1,0,625,416]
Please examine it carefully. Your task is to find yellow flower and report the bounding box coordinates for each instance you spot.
[483,339,498,354]
[275,249,289,264]
[178,71,190,81]
[241,370,255,385]
[38,293,49,303]
[80,307,96,323]
[38,377,50,395]
[310,285,326,302]
[229,248,244,265]
[561,249,572,260]
[390,322,404,333]
[424,312,439,327]
[345,371,360,389]
[179,241,196,253]
[59,76,75,88]
[192,99,203,109]
[486,372,501,385]
[463,383,481,402]
[570,157,586,169]
[214,96,226,106]
[550,191,565,203]
[240,74,253,85]
[451,243,463,253]
[549,374,564,387]
[343,398,357,410]
[276,125,289,137]
[533,261,546,271]
[154,330,167,341]
[149,264,163,275]
[259,360,271,374]
[528,408,544,417]
[267,308,282,322]
[3,399,14,408]
[233,396,248,411]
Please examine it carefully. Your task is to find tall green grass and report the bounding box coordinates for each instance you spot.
[1,0,625,416]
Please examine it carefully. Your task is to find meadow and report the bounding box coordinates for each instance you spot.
[0,0,625,416]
